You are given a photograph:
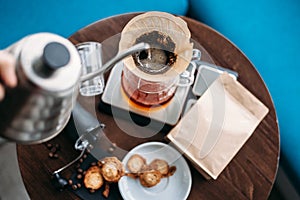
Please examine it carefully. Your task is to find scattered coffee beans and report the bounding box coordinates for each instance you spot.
[45,142,61,159]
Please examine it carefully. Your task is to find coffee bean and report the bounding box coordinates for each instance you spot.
[108,147,114,153]
[90,189,95,193]
[68,179,73,185]
[77,168,83,174]
[72,184,78,190]
[53,153,59,159]
[46,143,53,149]
[48,152,54,158]
[77,174,82,179]
[83,154,87,159]
[77,183,81,188]
[91,162,96,166]
[88,144,94,150]
[79,158,84,163]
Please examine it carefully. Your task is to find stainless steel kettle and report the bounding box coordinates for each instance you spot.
[0,33,82,144]
[0,32,149,144]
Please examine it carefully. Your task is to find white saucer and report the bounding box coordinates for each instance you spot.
[118,142,192,200]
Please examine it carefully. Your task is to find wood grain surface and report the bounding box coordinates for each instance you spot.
[17,13,279,200]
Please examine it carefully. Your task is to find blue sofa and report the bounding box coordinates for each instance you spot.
[1,0,299,196]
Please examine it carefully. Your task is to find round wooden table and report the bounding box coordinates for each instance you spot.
[17,13,280,200]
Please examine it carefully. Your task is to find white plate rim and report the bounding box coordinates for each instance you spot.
[118,141,192,200]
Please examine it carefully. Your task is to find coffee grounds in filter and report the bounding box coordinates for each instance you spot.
[133,31,177,75]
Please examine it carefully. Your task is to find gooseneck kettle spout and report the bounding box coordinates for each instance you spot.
[80,42,150,82]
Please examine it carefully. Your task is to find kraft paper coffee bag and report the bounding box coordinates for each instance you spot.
[167,73,269,179]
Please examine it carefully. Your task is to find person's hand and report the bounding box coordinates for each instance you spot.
[0,51,17,100]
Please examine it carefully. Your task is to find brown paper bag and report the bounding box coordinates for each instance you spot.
[166,73,269,179]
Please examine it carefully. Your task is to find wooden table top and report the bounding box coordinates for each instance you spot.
[17,13,280,200]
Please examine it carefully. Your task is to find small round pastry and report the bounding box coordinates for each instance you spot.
[139,170,162,187]
[127,154,147,173]
[149,159,169,176]
[99,157,125,182]
[83,166,103,190]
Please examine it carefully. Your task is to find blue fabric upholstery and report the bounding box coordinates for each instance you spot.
[189,0,300,188]
[0,0,188,48]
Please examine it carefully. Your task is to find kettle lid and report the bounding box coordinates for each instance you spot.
[43,42,70,71]
[19,33,82,93]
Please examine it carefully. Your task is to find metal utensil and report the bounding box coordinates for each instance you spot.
[51,123,105,190]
